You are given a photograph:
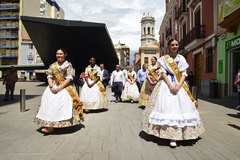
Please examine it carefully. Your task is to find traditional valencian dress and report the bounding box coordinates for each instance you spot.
[80,65,108,110]
[143,54,204,140]
[139,64,160,106]
[121,70,139,101]
[34,61,84,128]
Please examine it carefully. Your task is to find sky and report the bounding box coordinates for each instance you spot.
[55,0,166,64]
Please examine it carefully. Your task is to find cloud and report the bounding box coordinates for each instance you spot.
[55,0,165,64]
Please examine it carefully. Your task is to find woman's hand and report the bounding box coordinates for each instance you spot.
[55,87,62,93]
[87,82,94,88]
[50,87,57,94]
[50,87,62,94]
[152,80,157,85]
[168,85,175,94]
[170,84,181,95]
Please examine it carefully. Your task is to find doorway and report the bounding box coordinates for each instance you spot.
[228,47,240,96]
[194,53,202,89]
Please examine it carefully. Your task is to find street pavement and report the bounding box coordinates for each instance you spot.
[0,82,239,160]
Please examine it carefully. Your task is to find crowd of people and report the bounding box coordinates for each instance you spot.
[32,39,207,148]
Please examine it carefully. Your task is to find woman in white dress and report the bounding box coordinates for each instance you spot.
[121,65,139,103]
[34,48,84,133]
[80,58,108,111]
[142,39,204,147]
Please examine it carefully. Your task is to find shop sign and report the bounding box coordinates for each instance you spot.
[226,36,240,50]
[218,60,223,74]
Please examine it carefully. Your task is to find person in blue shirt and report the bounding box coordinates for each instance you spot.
[137,64,147,91]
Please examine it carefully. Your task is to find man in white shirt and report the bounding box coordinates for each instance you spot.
[111,64,125,102]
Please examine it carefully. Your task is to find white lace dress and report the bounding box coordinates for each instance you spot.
[34,61,81,128]
[80,65,108,110]
[121,71,139,101]
[142,55,204,140]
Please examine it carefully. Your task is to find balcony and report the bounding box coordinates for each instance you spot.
[184,25,205,50]
[0,34,18,39]
[166,28,172,38]
[0,45,18,49]
[177,1,187,21]
[0,15,19,20]
[0,5,19,11]
[179,39,186,51]
[0,53,18,58]
[0,25,18,30]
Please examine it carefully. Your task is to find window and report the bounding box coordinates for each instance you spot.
[40,10,45,16]
[174,6,178,18]
[148,27,150,34]
[194,8,201,27]
[36,56,43,64]
[27,51,34,60]
[57,11,60,18]
[29,44,33,49]
[28,59,34,64]
[144,57,148,64]
[182,23,186,39]
[206,47,213,73]
[169,18,172,30]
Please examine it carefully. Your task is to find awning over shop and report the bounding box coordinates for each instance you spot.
[21,16,118,75]
[218,0,240,33]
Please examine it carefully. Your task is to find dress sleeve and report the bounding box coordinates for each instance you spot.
[157,56,168,72]
[181,70,188,77]
[65,62,73,80]
[159,67,167,74]
[96,67,101,77]
[133,71,137,79]
[125,71,128,79]
[47,65,53,79]
[85,67,88,76]
[178,55,189,72]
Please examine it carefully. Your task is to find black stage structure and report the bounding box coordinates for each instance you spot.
[20,16,118,76]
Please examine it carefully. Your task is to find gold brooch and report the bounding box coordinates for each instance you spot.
[167,58,173,63]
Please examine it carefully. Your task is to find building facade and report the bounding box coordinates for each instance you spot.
[159,0,218,96]
[134,13,160,71]
[0,0,64,79]
[133,52,140,71]
[217,0,240,97]
[114,41,130,68]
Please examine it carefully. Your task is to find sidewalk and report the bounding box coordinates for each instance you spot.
[0,82,239,160]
